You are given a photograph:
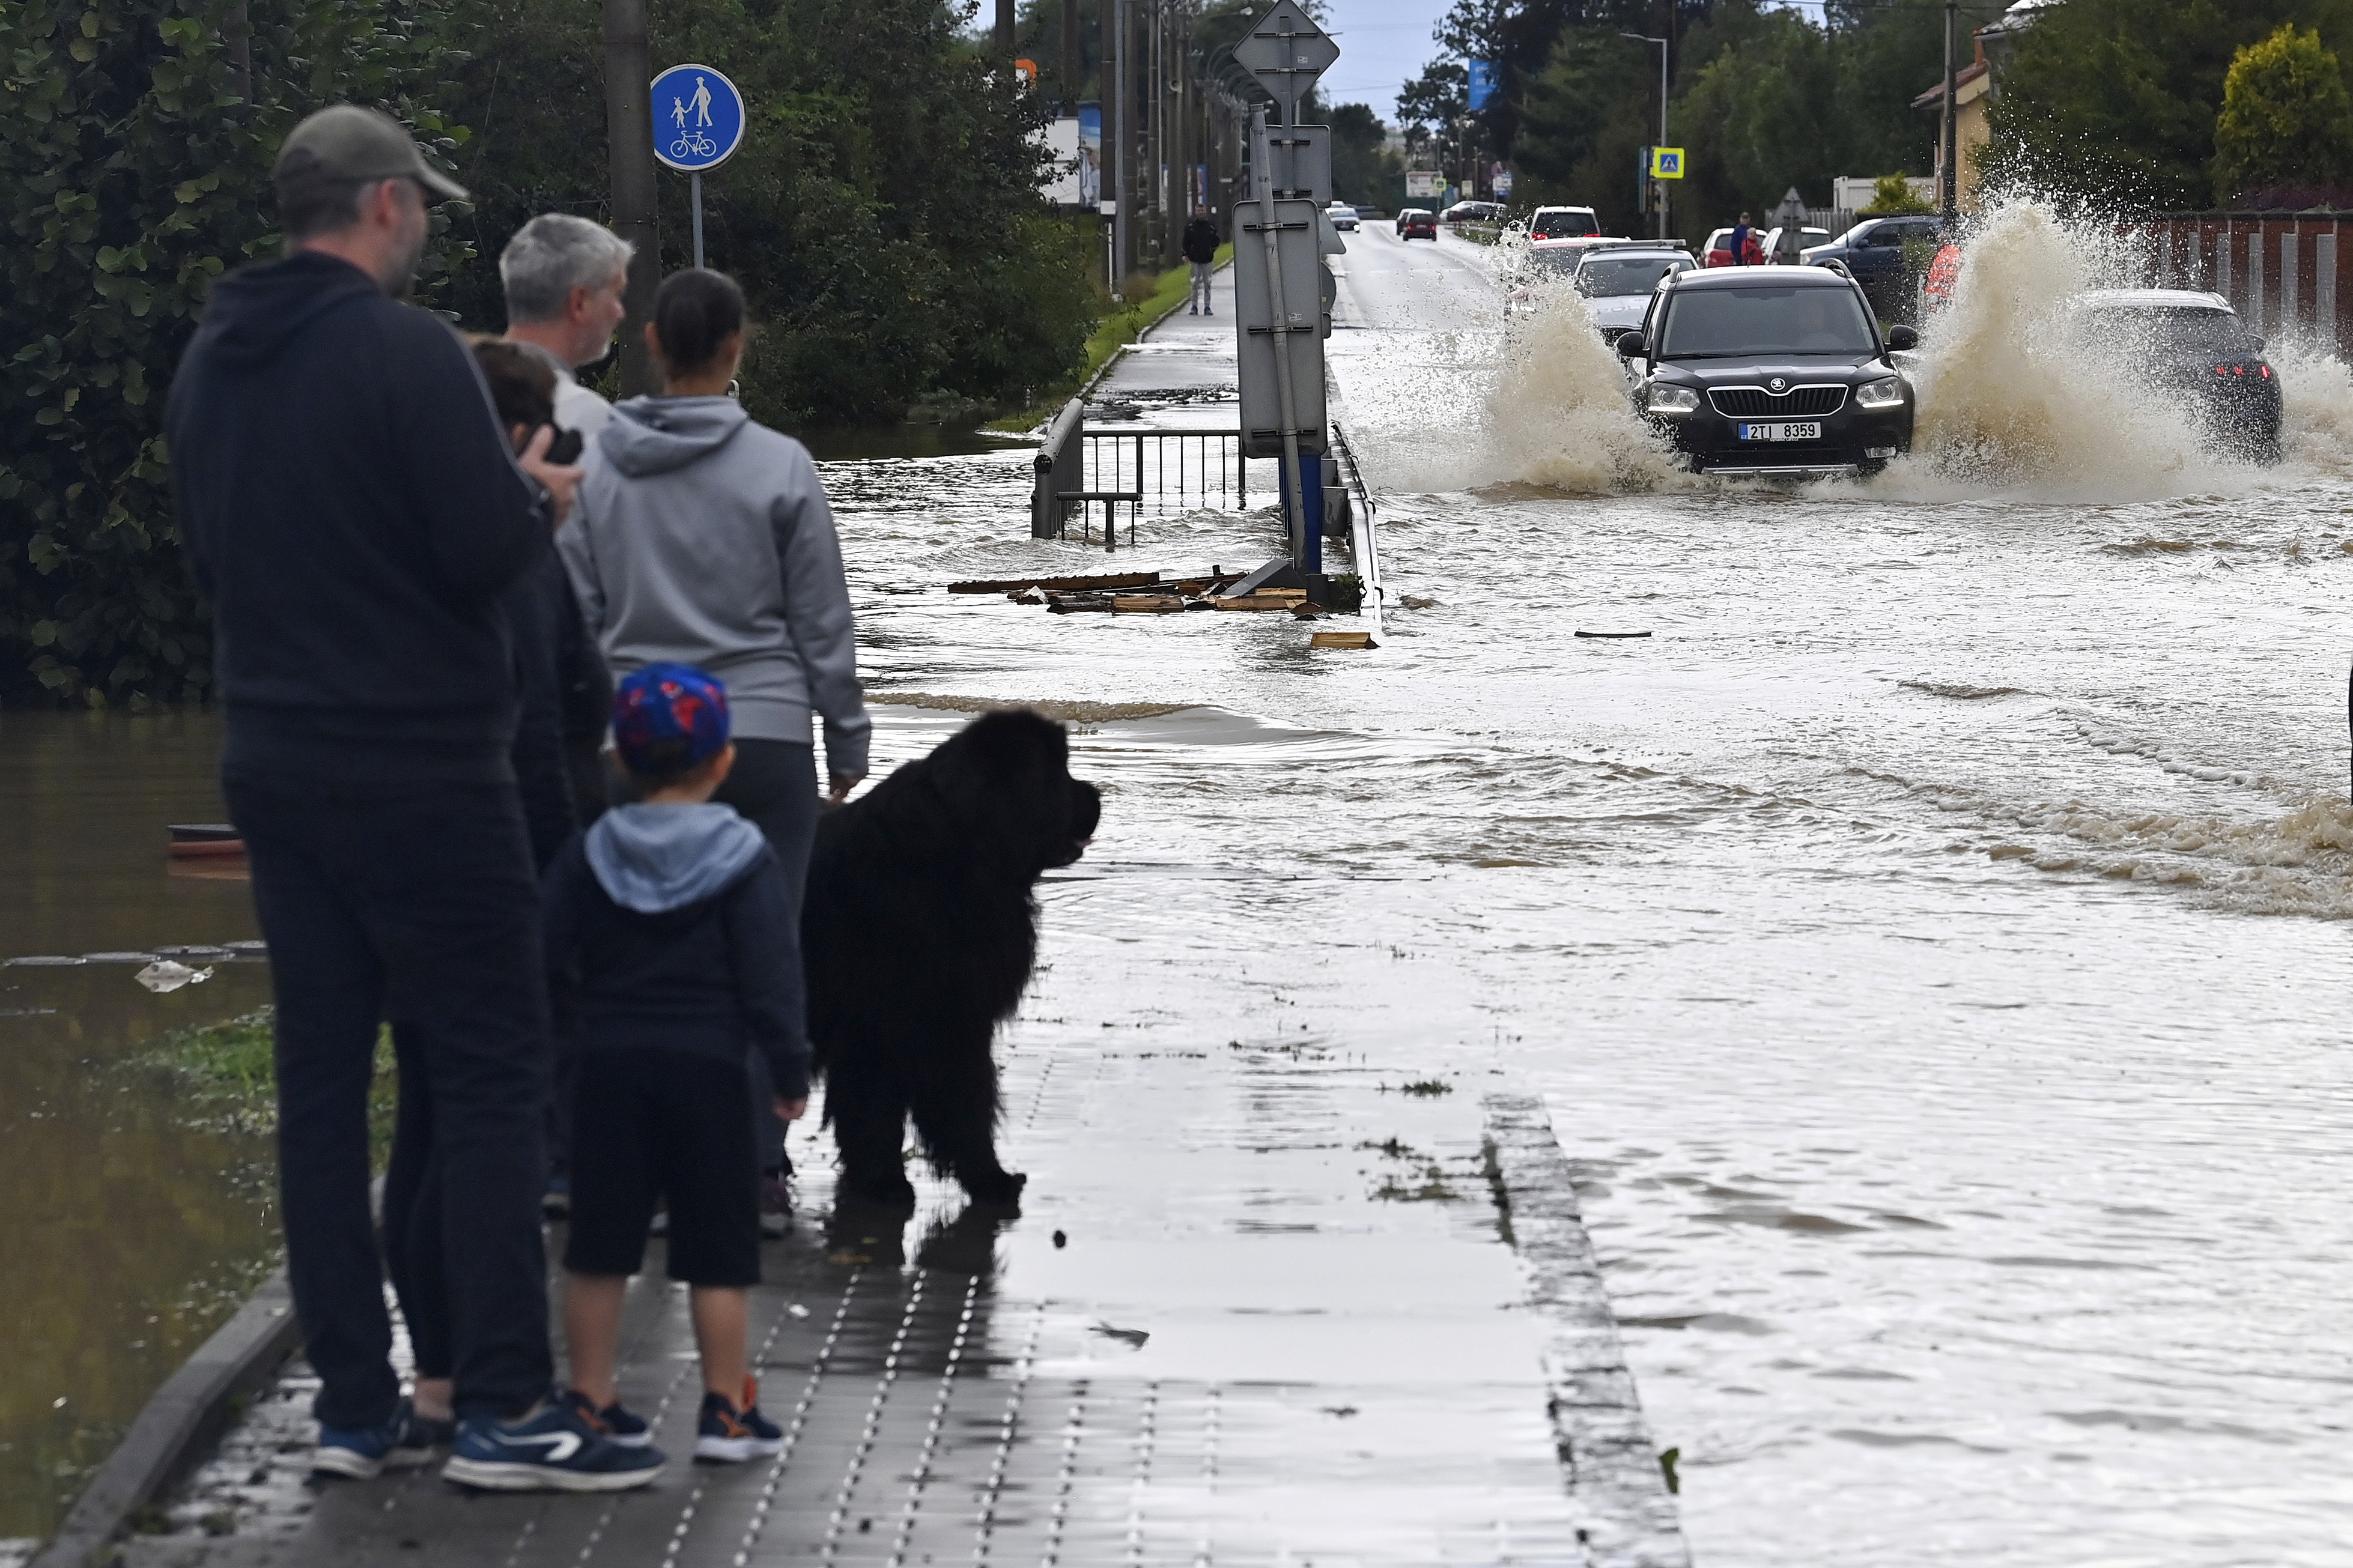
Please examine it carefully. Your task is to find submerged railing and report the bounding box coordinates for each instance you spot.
[1030,396,1248,550]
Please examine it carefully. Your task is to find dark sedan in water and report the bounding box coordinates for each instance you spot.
[1615,265,1918,479]
[2071,289,2282,462]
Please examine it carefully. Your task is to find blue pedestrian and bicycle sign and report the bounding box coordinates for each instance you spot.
[651,64,745,171]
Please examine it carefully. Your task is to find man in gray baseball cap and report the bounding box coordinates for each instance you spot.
[166,104,663,1495]
[267,104,467,296]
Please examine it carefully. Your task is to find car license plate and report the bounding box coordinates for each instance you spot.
[1737,422,1821,441]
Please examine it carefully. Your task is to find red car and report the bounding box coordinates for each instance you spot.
[1400,208,1438,240]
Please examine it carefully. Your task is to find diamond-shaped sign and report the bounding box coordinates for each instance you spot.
[1233,0,1339,114]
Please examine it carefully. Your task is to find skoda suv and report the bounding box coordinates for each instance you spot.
[1615,265,1917,478]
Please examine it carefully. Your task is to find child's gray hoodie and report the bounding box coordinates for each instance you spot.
[561,396,870,779]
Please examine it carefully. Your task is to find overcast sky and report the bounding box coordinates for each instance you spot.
[1315,0,1445,124]
[1313,0,1827,126]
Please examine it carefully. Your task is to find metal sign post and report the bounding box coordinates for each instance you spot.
[651,63,747,269]
[1229,0,1339,578]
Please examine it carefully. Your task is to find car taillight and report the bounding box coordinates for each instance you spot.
[2261,364,2272,378]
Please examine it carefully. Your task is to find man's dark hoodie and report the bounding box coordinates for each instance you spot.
[168,252,551,784]
[1182,215,1219,265]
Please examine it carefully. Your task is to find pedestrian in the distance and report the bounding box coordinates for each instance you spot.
[166,104,657,1494]
[560,267,869,1233]
[1730,211,1759,266]
[542,663,809,1461]
[1183,205,1219,315]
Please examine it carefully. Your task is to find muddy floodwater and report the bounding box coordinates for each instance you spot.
[11,199,2353,1557]
[1,711,273,1540]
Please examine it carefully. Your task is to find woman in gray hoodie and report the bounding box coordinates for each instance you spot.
[559,268,870,1203]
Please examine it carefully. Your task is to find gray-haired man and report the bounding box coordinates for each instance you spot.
[501,214,633,436]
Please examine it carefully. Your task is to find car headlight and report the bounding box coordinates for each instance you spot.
[1646,384,1701,414]
[1855,375,1906,410]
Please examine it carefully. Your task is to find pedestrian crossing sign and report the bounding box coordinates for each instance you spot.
[1650,147,1685,180]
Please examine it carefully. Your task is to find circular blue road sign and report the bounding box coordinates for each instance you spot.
[651,64,745,172]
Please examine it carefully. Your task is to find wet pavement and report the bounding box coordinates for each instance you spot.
[32,202,2353,1565]
[118,955,1677,1566]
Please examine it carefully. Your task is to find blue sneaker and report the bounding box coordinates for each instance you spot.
[693,1378,783,1464]
[555,1387,654,1450]
[312,1398,437,1480]
[442,1398,664,1492]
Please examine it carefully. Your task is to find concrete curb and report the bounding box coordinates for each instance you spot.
[29,1271,301,1568]
[1485,1092,1693,1568]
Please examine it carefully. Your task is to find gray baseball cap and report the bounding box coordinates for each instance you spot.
[273,104,469,202]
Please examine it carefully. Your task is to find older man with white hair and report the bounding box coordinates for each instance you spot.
[500,213,633,436]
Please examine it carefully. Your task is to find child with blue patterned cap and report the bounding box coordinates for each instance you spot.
[538,661,807,1464]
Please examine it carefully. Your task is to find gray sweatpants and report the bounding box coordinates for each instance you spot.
[1190,261,1213,312]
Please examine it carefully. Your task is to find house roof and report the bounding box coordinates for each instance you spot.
[1911,59,1990,111]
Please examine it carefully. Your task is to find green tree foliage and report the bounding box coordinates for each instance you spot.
[436,0,1095,427]
[1859,172,1934,216]
[1468,0,2006,235]
[1984,0,2353,211]
[0,0,469,707]
[1328,102,1400,206]
[2212,23,2353,199]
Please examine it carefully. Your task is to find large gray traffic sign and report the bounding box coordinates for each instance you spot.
[1233,0,1337,117]
[1263,126,1331,203]
[1231,196,1328,458]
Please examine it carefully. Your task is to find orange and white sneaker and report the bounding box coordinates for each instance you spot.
[693,1377,783,1462]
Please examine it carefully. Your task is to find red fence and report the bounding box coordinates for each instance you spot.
[2140,214,2352,354]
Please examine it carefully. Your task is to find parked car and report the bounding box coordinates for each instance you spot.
[1570,247,1695,344]
[1526,205,1600,240]
[2069,289,2282,461]
[1441,200,1505,225]
[1326,201,1360,232]
[1399,208,1438,240]
[1802,215,1944,314]
[1614,264,1918,479]
[1762,225,1830,264]
[1701,226,1766,268]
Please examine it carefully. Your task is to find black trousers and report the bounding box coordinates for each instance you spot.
[228,774,553,1427]
[611,737,818,1172]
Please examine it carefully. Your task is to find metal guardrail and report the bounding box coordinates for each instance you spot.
[1031,396,1251,550]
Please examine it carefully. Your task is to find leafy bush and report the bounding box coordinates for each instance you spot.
[2213,23,2353,201]
[0,0,468,707]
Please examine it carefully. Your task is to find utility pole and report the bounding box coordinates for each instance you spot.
[996,0,1013,56]
[603,0,660,395]
[1941,0,1959,221]
[1060,0,1078,112]
[1104,0,1124,285]
[1621,31,1669,241]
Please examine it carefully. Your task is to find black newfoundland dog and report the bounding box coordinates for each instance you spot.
[803,708,1099,1207]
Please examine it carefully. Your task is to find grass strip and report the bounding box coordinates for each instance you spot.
[988,245,1232,432]
[126,1008,399,1163]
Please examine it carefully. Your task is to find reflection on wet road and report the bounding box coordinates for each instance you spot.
[834,221,2353,1564]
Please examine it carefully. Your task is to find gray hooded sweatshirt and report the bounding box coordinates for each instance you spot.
[562,396,871,778]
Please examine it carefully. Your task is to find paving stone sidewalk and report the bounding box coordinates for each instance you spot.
[116,1034,1684,1567]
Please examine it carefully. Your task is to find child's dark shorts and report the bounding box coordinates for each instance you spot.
[565,1049,761,1287]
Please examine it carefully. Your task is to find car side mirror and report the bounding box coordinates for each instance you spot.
[2254,336,2266,351]
[1617,331,1646,358]
[1886,324,1919,351]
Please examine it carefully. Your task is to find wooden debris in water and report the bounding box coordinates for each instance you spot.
[1310,631,1377,650]
[950,571,1161,594]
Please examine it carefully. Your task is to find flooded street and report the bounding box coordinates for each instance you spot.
[11,207,2353,1558]
[0,712,274,1540]
[827,222,2353,1562]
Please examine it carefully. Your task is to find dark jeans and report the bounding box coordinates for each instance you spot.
[610,738,818,1171]
[228,774,553,1427]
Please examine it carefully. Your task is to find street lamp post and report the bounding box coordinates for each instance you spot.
[1941,0,1959,222]
[1621,32,1669,242]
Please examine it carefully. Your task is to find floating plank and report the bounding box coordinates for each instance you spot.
[1213,594,1300,611]
[1574,630,1653,639]
[1310,631,1378,649]
[950,572,1161,594]
[1111,596,1187,614]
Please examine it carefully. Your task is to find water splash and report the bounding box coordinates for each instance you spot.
[1887,201,2242,500]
